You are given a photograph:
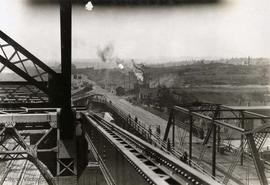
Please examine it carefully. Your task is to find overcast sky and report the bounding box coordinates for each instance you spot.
[0,0,270,64]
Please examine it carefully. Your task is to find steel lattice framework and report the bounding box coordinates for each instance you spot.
[0,30,56,106]
[0,28,80,184]
[163,103,270,185]
[0,109,77,185]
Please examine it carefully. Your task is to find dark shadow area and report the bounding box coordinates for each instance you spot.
[27,0,221,6]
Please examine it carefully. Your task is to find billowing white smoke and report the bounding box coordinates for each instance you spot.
[132,60,144,83]
[133,71,143,82]
[118,63,124,69]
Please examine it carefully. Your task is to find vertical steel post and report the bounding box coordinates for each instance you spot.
[212,123,216,177]
[217,125,220,152]
[60,0,72,109]
[172,112,175,148]
[246,133,268,185]
[240,111,244,166]
[211,105,220,177]
[59,0,73,139]
[163,109,174,142]
[189,115,193,165]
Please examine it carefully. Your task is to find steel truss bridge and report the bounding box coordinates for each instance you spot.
[0,28,226,185]
[0,3,270,184]
[164,103,270,185]
[74,92,270,185]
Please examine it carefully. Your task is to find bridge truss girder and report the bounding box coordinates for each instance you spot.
[0,30,57,107]
[163,103,270,185]
[0,110,77,185]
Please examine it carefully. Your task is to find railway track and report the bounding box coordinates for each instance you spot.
[84,111,222,185]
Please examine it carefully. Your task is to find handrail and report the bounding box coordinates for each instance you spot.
[100,99,224,183]
[85,133,116,185]
[85,111,223,185]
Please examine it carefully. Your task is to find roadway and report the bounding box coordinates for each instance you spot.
[90,86,168,138]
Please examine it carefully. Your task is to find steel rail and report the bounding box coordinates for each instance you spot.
[84,112,223,185]
[84,94,228,184]
[85,133,116,185]
[86,114,171,185]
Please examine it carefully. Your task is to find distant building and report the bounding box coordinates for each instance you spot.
[139,87,159,101]
[71,74,88,90]
[137,83,159,103]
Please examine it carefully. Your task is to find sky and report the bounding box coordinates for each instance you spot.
[0,0,270,64]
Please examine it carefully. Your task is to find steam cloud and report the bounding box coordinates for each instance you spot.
[132,60,144,82]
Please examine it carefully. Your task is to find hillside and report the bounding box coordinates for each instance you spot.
[144,63,270,87]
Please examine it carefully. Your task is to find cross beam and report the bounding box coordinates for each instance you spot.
[0,56,49,94]
[0,30,56,76]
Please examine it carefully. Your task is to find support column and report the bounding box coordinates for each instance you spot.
[189,115,193,165]
[59,0,74,140]
[163,109,174,142]
[211,105,220,177]
[60,0,72,110]
[57,1,78,184]
[246,133,268,185]
[240,111,244,166]
[172,114,175,148]
[217,125,220,152]
[212,123,216,177]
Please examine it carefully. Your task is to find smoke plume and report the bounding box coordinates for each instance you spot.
[97,43,114,62]
[132,59,144,82]
[97,43,144,83]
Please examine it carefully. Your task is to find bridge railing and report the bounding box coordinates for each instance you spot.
[95,97,224,184]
